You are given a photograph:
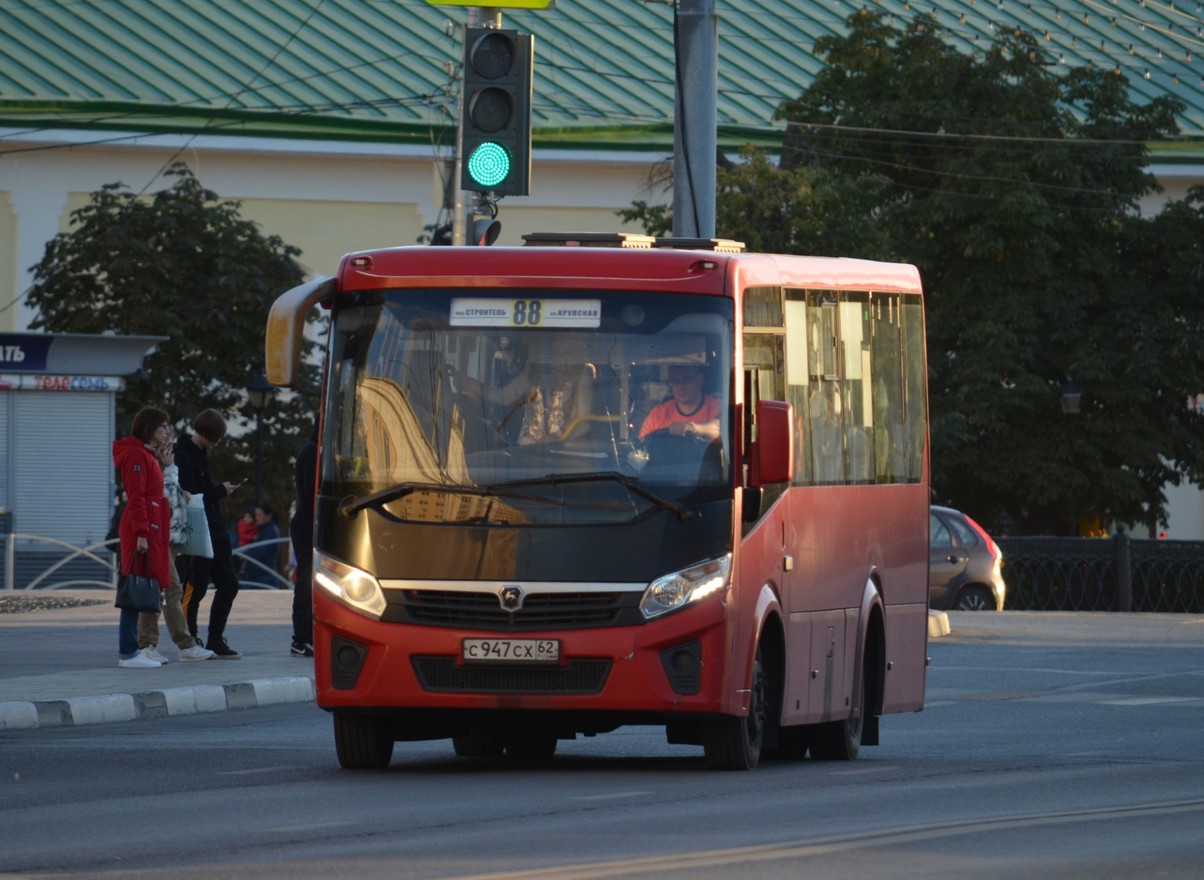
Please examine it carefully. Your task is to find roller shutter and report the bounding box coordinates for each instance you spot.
[12,391,113,545]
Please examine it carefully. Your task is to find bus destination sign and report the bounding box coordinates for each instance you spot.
[450,297,601,328]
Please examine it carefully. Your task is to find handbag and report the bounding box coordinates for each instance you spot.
[115,555,162,614]
[179,494,214,558]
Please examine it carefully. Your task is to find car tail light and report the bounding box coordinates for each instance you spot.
[965,514,1002,560]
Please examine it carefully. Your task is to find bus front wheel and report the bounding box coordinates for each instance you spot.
[703,653,766,770]
[334,712,394,770]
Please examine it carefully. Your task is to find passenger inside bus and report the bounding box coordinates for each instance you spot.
[639,364,721,442]
[455,338,589,446]
[633,362,725,486]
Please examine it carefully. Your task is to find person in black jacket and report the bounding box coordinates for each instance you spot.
[174,408,245,659]
[289,420,318,657]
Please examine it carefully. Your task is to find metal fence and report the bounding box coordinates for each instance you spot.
[2,534,294,591]
[999,528,1204,613]
[8,530,1202,611]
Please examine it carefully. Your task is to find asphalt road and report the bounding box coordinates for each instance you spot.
[2,611,1202,880]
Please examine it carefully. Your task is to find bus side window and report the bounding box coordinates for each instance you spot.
[902,296,927,483]
[742,332,785,520]
[870,294,907,484]
[838,294,871,483]
[808,293,843,484]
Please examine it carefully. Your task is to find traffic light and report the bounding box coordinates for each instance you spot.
[460,27,533,197]
[470,216,502,246]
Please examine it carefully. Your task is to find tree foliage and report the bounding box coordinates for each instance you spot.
[629,11,1204,534]
[26,162,317,530]
[619,151,896,259]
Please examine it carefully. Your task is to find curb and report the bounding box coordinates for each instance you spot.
[0,676,314,731]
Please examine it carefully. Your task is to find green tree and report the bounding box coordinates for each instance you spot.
[618,149,894,259]
[775,11,1197,534]
[25,162,318,533]
[714,149,895,258]
[637,11,1194,534]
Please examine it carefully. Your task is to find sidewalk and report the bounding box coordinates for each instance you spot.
[0,589,315,731]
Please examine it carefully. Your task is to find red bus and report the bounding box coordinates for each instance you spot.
[266,234,929,770]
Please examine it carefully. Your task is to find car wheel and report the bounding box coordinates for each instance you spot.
[956,585,995,611]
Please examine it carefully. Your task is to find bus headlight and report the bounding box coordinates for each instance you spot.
[640,554,731,621]
[314,551,387,620]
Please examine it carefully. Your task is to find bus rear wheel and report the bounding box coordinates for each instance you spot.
[808,667,865,761]
[334,712,393,770]
[764,724,810,761]
[703,653,766,770]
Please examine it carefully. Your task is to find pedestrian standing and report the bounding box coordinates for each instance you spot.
[174,408,245,659]
[137,431,215,663]
[235,508,257,577]
[289,421,318,657]
[112,406,172,669]
[237,509,257,548]
[244,503,281,587]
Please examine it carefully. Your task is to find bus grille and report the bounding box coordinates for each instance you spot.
[412,657,611,694]
[393,590,638,630]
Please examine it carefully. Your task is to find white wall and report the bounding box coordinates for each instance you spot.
[0,129,666,332]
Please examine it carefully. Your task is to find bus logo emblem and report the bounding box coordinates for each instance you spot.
[499,585,524,611]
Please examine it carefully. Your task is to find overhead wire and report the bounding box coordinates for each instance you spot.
[3,0,1198,146]
[0,0,1190,258]
[0,0,338,314]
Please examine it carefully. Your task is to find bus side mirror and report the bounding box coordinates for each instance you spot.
[266,276,334,387]
[748,400,793,486]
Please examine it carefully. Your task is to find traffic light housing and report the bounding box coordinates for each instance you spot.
[460,27,533,197]
[470,216,502,246]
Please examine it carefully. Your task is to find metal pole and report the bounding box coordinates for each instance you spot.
[1067,415,1077,537]
[672,0,717,238]
[255,409,264,503]
[1113,524,1132,612]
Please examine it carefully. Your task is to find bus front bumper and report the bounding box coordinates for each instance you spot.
[312,591,735,718]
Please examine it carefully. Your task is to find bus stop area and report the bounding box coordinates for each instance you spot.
[0,589,314,731]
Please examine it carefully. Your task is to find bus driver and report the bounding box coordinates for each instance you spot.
[639,364,720,442]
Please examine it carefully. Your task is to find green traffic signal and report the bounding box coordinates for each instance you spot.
[466,142,513,189]
[460,27,533,196]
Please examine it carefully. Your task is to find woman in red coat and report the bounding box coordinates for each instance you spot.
[112,406,172,668]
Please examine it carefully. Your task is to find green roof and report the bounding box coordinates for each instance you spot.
[2,0,1203,155]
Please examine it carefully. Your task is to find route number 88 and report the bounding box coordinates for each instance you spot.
[512,300,542,326]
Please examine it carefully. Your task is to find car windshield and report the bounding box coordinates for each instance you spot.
[322,289,734,525]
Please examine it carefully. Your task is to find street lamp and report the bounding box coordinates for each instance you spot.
[246,372,275,503]
[1060,379,1083,537]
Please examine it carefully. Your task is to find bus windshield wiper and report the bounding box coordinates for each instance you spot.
[338,481,563,518]
[488,472,697,523]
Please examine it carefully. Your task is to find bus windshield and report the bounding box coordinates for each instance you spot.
[322,289,734,525]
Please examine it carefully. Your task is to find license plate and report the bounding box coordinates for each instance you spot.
[462,638,560,664]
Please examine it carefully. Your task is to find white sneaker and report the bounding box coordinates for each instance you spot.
[118,652,161,669]
[142,646,170,664]
[178,645,215,662]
